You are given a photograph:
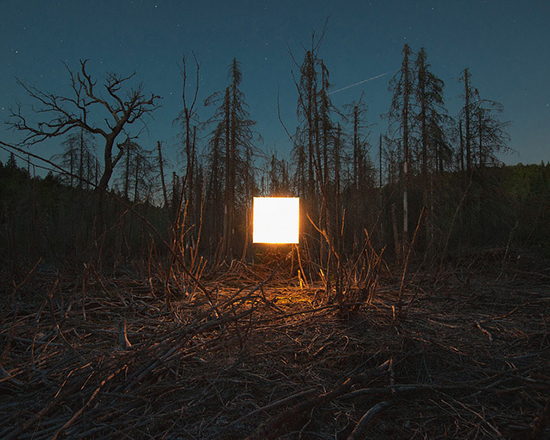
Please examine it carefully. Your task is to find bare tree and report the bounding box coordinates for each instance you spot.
[291,30,338,258]
[344,96,373,194]
[458,68,511,170]
[204,58,257,258]
[414,47,450,249]
[52,128,98,189]
[157,141,170,209]
[472,94,511,168]
[175,53,201,223]
[459,68,474,173]
[293,47,319,202]
[387,44,414,253]
[8,60,161,193]
[115,138,156,203]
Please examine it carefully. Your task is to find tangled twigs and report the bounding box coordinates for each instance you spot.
[208,388,318,440]
[245,360,391,440]
[50,366,125,440]
[531,397,550,440]
[0,262,548,439]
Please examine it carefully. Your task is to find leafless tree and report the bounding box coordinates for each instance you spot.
[52,128,98,189]
[458,68,511,170]
[414,47,450,249]
[459,68,474,173]
[175,53,201,224]
[204,58,257,259]
[387,44,414,253]
[8,60,161,193]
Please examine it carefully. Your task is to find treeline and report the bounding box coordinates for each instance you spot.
[0,153,169,273]
[2,153,549,273]
[2,40,547,276]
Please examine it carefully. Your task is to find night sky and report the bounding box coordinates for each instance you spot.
[1,0,549,169]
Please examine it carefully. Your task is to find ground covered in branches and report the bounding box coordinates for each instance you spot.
[1,255,549,439]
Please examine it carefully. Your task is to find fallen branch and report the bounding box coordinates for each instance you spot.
[208,388,318,440]
[348,400,393,440]
[245,360,390,440]
[50,367,123,440]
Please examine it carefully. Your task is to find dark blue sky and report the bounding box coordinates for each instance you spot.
[1,0,549,169]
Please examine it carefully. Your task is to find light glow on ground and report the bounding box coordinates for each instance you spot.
[253,197,299,244]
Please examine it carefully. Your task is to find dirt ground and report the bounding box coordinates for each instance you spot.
[1,254,549,439]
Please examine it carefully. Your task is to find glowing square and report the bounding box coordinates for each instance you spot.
[253,197,299,244]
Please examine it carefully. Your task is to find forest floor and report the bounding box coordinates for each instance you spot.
[0,251,549,439]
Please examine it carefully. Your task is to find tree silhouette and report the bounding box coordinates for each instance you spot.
[175,53,201,225]
[114,138,156,203]
[291,32,340,248]
[8,60,161,194]
[459,68,475,173]
[387,44,414,252]
[53,129,98,189]
[414,47,450,248]
[204,58,257,258]
[472,95,511,168]
[459,68,510,170]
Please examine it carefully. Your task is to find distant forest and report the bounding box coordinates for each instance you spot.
[2,42,550,280]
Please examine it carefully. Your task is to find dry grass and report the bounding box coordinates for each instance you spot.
[0,256,549,439]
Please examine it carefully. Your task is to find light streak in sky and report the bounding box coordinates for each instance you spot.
[329,72,388,95]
